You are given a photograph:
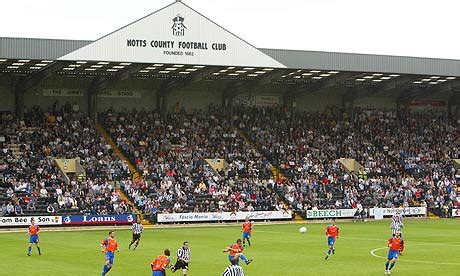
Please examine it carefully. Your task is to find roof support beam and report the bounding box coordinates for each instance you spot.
[14,62,68,119]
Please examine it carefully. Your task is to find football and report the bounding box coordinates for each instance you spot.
[299,226,307,234]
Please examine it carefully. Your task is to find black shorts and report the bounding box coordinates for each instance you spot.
[174,260,189,270]
[132,233,141,241]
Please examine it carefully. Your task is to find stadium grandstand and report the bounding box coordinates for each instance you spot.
[1,0,459,227]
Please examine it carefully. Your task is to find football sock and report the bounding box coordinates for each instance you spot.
[28,246,32,255]
[385,262,389,270]
[389,263,395,270]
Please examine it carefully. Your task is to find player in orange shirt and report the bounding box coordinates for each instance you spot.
[325,219,339,260]
[385,232,404,274]
[27,218,41,256]
[241,217,253,247]
[151,249,173,276]
[223,238,253,265]
[100,231,119,276]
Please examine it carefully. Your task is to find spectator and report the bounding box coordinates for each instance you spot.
[46,204,56,214]
[14,202,24,216]
[6,202,15,216]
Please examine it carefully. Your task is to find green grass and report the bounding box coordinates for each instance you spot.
[0,219,459,275]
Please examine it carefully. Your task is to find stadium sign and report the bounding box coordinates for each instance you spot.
[59,1,285,68]
[452,209,460,217]
[97,90,142,98]
[306,209,357,219]
[369,207,426,217]
[42,89,84,97]
[0,216,62,227]
[61,214,136,225]
[157,211,292,223]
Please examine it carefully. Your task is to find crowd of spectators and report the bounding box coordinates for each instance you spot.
[2,104,459,219]
[1,104,131,216]
[235,106,459,215]
[100,107,284,215]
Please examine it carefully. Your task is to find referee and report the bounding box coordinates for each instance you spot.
[172,241,190,275]
[128,221,144,250]
[391,210,404,237]
[222,258,244,276]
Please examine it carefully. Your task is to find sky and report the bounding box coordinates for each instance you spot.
[2,0,460,60]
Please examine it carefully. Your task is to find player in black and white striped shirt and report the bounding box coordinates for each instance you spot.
[128,222,144,250]
[172,241,190,275]
[391,209,405,254]
[222,258,244,276]
[391,210,404,237]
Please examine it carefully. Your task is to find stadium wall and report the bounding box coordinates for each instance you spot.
[0,78,14,112]
[295,87,343,111]
[24,77,89,113]
[354,96,396,109]
[165,82,224,111]
[96,79,157,112]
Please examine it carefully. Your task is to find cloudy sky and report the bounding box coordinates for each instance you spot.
[2,0,459,59]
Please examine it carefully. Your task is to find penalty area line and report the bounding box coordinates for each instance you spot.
[369,247,460,266]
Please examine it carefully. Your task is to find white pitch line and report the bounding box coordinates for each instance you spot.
[256,230,460,247]
[369,247,460,266]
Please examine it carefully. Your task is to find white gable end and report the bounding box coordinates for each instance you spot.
[59,2,286,68]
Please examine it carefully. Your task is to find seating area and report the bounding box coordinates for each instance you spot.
[100,107,283,215]
[0,106,131,216]
[235,106,459,214]
[1,105,458,219]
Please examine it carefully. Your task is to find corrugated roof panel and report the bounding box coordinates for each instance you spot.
[1,37,460,76]
[0,37,91,60]
[260,48,460,76]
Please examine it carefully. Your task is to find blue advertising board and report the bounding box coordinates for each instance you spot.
[62,214,137,225]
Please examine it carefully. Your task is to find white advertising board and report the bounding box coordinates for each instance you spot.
[306,209,357,219]
[157,211,291,223]
[369,207,426,217]
[0,216,62,227]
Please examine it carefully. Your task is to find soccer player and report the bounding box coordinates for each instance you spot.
[27,218,41,256]
[172,241,191,275]
[151,249,173,276]
[241,217,253,247]
[223,239,253,265]
[222,257,245,276]
[391,209,404,254]
[324,219,339,260]
[128,221,144,250]
[100,231,119,276]
[391,209,404,237]
[385,232,404,274]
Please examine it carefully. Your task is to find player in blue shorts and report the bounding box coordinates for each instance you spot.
[241,218,253,247]
[325,220,339,260]
[100,231,119,276]
[385,232,404,274]
[27,218,41,256]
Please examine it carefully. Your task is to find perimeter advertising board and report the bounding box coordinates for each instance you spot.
[0,216,62,226]
[158,211,291,223]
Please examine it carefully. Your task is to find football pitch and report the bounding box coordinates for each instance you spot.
[0,219,459,276]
